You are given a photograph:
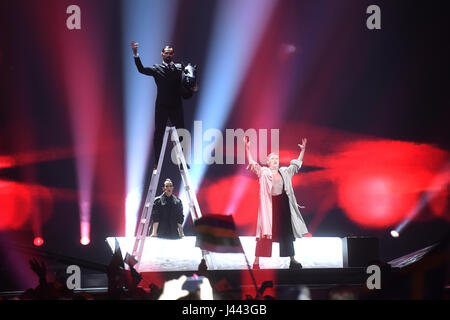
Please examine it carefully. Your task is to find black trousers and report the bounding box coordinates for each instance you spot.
[153,103,185,162]
[255,191,295,257]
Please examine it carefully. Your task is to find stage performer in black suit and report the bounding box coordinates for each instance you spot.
[150,179,185,239]
[131,41,198,167]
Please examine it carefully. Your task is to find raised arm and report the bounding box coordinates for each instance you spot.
[244,136,256,164]
[286,138,307,176]
[297,138,307,161]
[244,137,261,177]
[131,40,156,76]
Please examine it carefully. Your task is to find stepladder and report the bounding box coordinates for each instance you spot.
[131,126,207,271]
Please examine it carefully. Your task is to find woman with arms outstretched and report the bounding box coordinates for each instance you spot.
[245,137,309,270]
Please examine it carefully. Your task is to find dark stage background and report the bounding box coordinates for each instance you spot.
[0,0,448,291]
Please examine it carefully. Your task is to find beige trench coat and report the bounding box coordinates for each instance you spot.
[247,159,308,239]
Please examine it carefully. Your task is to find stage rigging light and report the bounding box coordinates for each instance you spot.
[80,236,90,245]
[33,237,44,247]
[390,230,399,238]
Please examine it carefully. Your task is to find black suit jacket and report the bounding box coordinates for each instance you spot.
[134,57,183,107]
[150,193,184,239]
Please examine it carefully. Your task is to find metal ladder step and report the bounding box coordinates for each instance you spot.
[131,126,205,271]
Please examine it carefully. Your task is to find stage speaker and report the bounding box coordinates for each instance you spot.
[342,237,380,268]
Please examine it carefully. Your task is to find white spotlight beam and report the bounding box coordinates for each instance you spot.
[122,0,181,236]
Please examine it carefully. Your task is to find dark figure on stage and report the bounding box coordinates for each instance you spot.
[150,179,185,239]
[244,137,309,270]
[131,41,198,165]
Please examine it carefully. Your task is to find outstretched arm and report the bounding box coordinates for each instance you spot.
[131,40,139,57]
[131,40,156,76]
[244,136,255,164]
[244,137,261,177]
[297,138,307,161]
[286,138,307,176]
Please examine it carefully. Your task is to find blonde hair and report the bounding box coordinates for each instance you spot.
[266,153,279,165]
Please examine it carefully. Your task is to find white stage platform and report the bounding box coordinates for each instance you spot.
[106,236,343,272]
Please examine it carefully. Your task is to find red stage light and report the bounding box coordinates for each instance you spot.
[34,237,44,247]
[337,172,417,228]
[0,181,54,231]
[199,139,448,231]
[428,169,450,221]
[430,189,449,220]
[198,175,259,234]
[0,156,15,169]
[0,181,32,230]
[332,140,448,228]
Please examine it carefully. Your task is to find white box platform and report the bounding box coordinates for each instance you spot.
[106,236,343,272]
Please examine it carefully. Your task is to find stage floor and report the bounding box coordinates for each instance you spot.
[106,236,343,272]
